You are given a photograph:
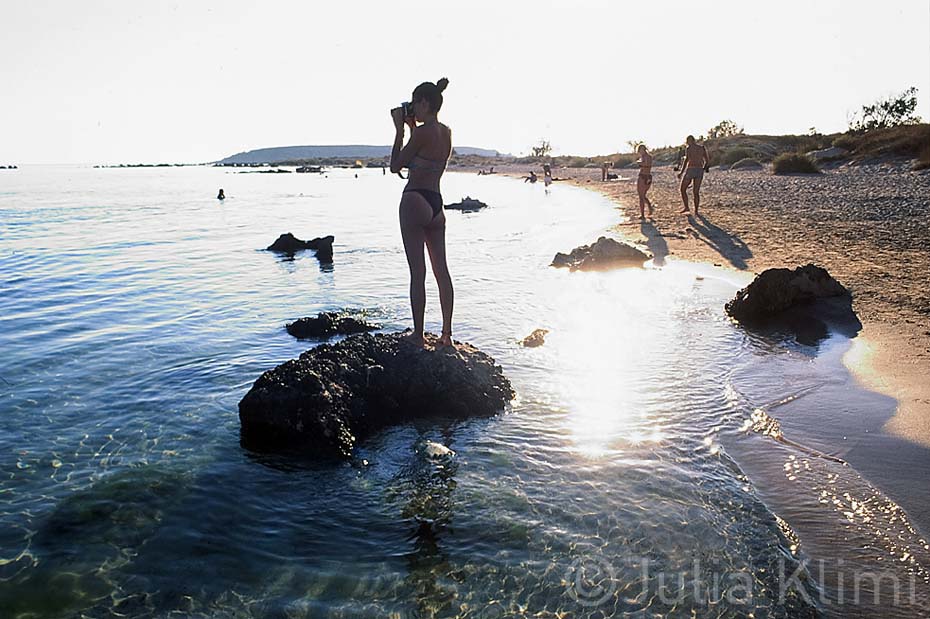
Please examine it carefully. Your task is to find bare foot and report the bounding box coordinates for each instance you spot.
[438,332,454,348]
[679,207,690,214]
[647,204,654,216]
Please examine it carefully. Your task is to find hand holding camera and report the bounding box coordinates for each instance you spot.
[391,101,417,132]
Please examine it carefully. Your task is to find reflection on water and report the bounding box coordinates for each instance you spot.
[0,166,928,617]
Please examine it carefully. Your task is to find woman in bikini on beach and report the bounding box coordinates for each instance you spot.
[390,78,454,348]
[636,144,654,218]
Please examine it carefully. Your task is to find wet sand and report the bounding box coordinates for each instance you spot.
[456,162,930,449]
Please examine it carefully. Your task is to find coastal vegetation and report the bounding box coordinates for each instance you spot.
[771,153,820,174]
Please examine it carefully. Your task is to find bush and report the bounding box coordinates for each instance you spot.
[851,124,930,159]
[772,153,820,174]
[849,87,922,132]
[832,134,859,151]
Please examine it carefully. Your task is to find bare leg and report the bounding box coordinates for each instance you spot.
[425,212,454,346]
[637,177,646,218]
[399,194,432,347]
[679,174,691,213]
[692,176,703,215]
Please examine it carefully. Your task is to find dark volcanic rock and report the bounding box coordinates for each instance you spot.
[238,332,515,457]
[445,196,487,211]
[266,233,334,261]
[725,264,861,343]
[286,312,380,339]
[551,236,651,271]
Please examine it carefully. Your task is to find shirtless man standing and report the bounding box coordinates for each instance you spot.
[677,135,709,215]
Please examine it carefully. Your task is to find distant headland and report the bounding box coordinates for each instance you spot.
[216,145,507,166]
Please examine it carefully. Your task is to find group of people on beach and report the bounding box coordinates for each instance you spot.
[634,136,710,219]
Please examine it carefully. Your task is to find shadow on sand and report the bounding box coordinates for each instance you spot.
[688,213,753,270]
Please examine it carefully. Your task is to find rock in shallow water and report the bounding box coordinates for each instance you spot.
[266,232,334,261]
[286,312,380,339]
[445,196,488,211]
[725,264,861,343]
[520,328,549,347]
[238,332,514,457]
[551,236,651,271]
[725,264,848,321]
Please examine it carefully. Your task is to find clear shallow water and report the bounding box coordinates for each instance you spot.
[1,166,928,618]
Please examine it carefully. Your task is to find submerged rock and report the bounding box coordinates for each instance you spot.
[520,328,549,347]
[725,264,861,343]
[266,233,334,261]
[445,196,487,211]
[238,332,514,457]
[286,312,380,339]
[551,236,651,271]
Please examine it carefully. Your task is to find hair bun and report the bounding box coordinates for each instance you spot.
[436,77,449,93]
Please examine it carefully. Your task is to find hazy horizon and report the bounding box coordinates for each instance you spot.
[2,0,928,165]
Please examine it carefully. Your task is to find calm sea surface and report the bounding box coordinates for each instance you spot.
[1,165,928,618]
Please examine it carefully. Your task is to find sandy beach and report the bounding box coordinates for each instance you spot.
[462,162,930,450]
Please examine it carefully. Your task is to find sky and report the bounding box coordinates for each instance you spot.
[1,0,928,164]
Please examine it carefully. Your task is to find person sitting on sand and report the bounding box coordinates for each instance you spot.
[217,188,225,200]
[678,135,709,215]
[524,171,538,183]
[390,77,455,348]
[636,145,654,218]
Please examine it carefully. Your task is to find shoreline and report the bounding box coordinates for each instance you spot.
[456,163,930,452]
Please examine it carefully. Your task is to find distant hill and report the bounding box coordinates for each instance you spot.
[217,145,507,165]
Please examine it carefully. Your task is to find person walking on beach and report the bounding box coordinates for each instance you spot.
[543,162,553,190]
[390,78,454,348]
[636,145,654,218]
[678,135,709,215]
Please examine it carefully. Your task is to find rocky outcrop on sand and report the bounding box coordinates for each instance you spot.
[806,146,848,161]
[725,264,861,343]
[266,233,334,261]
[286,312,380,339]
[445,197,487,211]
[238,332,515,457]
[520,329,549,347]
[729,158,764,171]
[551,236,651,271]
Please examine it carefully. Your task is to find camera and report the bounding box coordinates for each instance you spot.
[401,101,416,118]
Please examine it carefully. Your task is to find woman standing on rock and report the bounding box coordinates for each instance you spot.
[390,78,455,348]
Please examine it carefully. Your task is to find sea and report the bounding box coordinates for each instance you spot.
[1,165,928,618]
